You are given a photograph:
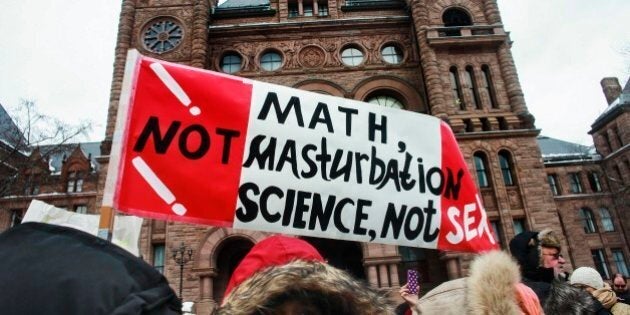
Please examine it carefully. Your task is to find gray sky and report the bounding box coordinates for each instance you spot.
[0,1,628,145]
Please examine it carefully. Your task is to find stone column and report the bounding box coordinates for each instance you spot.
[367,265,379,287]
[191,0,210,69]
[483,0,502,24]
[196,270,216,315]
[389,263,400,287]
[379,264,390,287]
[497,43,532,127]
[313,0,319,16]
[298,0,304,15]
[408,0,448,119]
[439,251,461,280]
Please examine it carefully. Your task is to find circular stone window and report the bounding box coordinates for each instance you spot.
[341,46,364,67]
[260,51,283,71]
[221,53,242,74]
[142,19,183,54]
[381,45,403,64]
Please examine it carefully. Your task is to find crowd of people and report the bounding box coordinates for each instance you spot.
[395,229,630,315]
[1,222,628,314]
[213,229,630,315]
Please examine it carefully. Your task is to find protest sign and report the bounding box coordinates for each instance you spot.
[23,200,143,255]
[103,50,497,252]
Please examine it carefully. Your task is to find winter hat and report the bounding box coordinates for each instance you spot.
[222,235,324,303]
[537,229,561,250]
[570,267,605,289]
[509,229,561,283]
[218,259,395,315]
[219,235,395,314]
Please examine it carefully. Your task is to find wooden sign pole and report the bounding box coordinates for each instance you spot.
[97,206,115,241]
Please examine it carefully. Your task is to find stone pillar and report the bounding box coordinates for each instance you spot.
[367,265,378,287]
[196,270,216,315]
[379,264,390,287]
[298,0,304,15]
[483,0,502,24]
[191,0,210,69]
[408,0,448,119]
[313,0,319,16]
[389,263,400,287]
[439,252,461,280]
[497,43,532,127]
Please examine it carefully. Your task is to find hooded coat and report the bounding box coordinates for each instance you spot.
[0,222,181,315]
[216,235,395,315]
[413,251,543,315]
[509,230,560,303]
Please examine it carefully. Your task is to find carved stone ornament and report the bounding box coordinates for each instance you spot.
[298,45,326,68]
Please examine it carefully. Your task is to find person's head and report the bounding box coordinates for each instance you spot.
[509,229,562,283]
[569,267,604,293]
[216,235,395,315]
[613,274,628,294]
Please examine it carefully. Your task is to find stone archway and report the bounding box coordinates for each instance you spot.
[294,79,347,97]
[212,236,255,302]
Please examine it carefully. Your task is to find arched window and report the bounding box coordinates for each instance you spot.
[260,51,283,71]
[442,7,472,27]
[464,66,481,109]
[366,94,404,109]
[449,67,464,110]
[221,53,242,74]
[473,152,491,188]
[579,208,597,234]
[481,65,498,108]
[599,208,614,232]
[498,150,516,186]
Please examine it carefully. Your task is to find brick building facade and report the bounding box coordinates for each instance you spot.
[97,0,565,312]
[1,0,627,313]
[0,141,102,228]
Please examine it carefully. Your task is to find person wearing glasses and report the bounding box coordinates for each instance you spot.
[509,229,566,305]
[570,267,629,315]
[612,274,630,305]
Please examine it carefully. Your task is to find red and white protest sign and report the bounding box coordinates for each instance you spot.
[103,50,497,252]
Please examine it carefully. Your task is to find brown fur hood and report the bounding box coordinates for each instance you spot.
[415,251,542,315]
[216,259,395,315]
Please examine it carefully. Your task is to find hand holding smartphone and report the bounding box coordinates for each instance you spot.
[407,269,419,295]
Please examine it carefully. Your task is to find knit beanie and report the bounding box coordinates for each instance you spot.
[570,267,604,289]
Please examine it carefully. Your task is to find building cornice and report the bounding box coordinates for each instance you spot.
[454,128,540,140]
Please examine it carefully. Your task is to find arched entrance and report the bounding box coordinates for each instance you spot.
[302,236,365,279]
[212,237,254,302]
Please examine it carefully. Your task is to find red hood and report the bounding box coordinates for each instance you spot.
[223,235,324,302]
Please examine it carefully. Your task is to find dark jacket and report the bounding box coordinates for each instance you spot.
[509,231,556,303]
[0,222,181,315]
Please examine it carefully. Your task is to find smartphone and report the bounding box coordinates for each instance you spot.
[407,269,419,295]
